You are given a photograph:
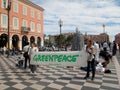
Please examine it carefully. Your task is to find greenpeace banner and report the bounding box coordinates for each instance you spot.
[30,51,87,67]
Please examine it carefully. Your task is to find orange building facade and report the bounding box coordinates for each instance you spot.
[0,0,44,50]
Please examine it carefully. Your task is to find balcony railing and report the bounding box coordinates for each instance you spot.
[21,27,30,33]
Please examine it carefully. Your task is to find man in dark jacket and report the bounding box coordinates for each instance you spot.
[112,41,117,56]
[23,42,30,69]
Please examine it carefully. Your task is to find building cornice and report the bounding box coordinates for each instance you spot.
[18,0,44,11]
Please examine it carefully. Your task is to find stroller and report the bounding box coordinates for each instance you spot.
[16,56,24,69]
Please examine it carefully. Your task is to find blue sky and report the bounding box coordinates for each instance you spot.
[30,0,120,40]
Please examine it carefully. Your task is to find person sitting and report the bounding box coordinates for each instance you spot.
[99,50,112,68]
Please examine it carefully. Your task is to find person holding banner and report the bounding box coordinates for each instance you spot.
[84,40,96,80]
[29,43,38,73]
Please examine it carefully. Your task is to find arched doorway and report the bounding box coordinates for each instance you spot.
[30,36,35,44]
[1,34,8,47]
[22,35,28,49]
[12,35,19,49]
[37,37,41,47]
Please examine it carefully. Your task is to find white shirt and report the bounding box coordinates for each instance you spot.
[30,47,38,55]
[94,43,99,52]
[94,43,99,61]
[86,45,95,61]
[23,45,29,52]
[103,42,108,48]
[3,46,6,51]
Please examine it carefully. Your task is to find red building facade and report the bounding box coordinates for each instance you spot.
[115,33,120,44]
[84,33,110,44]
[0,0,44,50]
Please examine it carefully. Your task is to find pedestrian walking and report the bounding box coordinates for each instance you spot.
[118,43,120,54]
[84,40,96,80]
[94,41,100,62]
[112,41,117,56]
[52,45,55,51]
[103,41,108,51]
[110,42,113,52]
[23,42,30,69]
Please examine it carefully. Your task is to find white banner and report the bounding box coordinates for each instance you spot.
[30,50,87,67]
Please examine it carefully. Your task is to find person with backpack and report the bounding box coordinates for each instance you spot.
[103,41,108,51]
[23,42,30,69]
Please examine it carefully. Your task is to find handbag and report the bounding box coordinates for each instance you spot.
[23,52,28,57]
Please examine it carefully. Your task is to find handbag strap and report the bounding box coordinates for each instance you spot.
[27,47,30,52]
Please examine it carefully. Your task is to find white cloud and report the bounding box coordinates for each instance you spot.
[31,0,120,40]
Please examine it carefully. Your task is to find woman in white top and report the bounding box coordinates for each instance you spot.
[84,40,96,80]
[29,43,38,73]
[30,43,38,54]
[94,42,100,62]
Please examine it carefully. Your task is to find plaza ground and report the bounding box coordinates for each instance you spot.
[0,51,120,90]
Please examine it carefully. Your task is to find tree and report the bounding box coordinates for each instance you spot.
[65,35,74,46]
[44,34,49,47]
[55,34,74,51]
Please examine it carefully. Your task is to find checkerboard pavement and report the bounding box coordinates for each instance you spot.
[0,55,120,90]
[116,51,120,65]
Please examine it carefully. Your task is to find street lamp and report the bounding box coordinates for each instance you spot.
[4,0,12,57]
[103,24,105,33]
[102,24,107,42]
[58,19,63,51]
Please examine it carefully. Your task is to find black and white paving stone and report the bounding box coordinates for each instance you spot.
[0,55,120,90]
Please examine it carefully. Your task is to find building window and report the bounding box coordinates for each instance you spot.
[23,6,27,15]
[37,24,41,33]
[22,19,27,27]
[1,14,7,28]
[13,2,18,13]
[13,17,19,29]
[1,0,7,8]
[38,12,41,20]
[31,9,34,18]
[30,21,35,31]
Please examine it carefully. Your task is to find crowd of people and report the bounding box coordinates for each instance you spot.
[83,40,118,81]
[22,42,38,73]
[0,40,119,79]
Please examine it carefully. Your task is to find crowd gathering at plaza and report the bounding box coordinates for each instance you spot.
[0,39,120,81]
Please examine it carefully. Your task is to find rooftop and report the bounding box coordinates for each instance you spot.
[18,0,44,11]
